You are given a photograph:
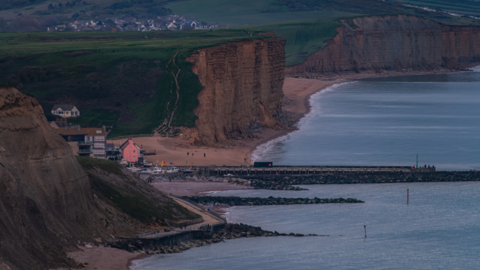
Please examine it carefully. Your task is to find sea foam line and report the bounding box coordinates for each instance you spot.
[252,82,354,161]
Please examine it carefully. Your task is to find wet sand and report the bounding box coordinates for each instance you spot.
[52,246,143,270]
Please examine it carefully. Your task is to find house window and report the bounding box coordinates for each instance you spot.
[133,150,136,153]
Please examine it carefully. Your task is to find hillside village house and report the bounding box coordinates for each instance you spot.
[51,105,80,118]
[119,138,141,163]
[55,127,107,159]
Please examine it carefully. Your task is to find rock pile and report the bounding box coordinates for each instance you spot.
[246,171,480,189]
[108,223,319,254]
[183,196,364,206]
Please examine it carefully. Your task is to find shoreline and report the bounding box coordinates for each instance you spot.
[249,79,342,161]
[250,66,480,161]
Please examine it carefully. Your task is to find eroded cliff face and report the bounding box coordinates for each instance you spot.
[0,87,196,269]
[187,38,285,146]
[0,87,97,269]
[286,15,480,76]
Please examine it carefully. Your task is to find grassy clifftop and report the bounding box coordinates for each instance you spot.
[0,30,273,137]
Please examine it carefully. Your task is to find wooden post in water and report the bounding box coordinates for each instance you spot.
[407,189,409,204]
[364,225,367,238]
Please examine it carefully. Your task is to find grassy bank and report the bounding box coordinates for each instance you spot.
[76,156,200,222]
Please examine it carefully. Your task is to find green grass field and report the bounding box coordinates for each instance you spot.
[388,0,480,15]
[244,18,342,66]
[0,29,272,137]
[165,0,357,26]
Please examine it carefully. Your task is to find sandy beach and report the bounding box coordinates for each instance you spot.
[108,77,339,167]
[153,180,250,196]
[52,246,144,270]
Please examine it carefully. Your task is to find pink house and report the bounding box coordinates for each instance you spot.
[119,138,141,163]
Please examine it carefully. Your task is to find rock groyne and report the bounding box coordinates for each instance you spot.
[109,223,318,254]
[243,171,480,190]
[183,196,364,206]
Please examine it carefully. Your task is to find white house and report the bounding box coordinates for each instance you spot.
[51,105,80,118]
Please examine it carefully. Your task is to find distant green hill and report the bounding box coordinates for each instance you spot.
[387,0,480,15]
[164,0,480,66]
[0,30,272,137]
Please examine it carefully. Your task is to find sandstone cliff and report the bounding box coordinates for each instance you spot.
[286,15,480,77]
[0,87,197,269]
[187,38,286,146]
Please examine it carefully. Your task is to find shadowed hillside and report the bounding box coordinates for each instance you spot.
[0,86,198,269]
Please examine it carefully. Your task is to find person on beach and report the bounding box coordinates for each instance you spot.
[187,152,189,156]
[204,153,206,158]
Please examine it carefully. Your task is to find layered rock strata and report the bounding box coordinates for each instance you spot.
[0,86,97,269]
[0,87,196,269]
[286,15,480,76]
[187,38,286,145]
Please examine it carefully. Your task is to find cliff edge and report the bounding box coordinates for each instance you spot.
[286,15,480,77]
[187,38,286,146]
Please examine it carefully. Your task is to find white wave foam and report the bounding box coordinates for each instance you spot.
[471,65,480,72]
[252,82,354,161]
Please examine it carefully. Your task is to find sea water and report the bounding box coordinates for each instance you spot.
[254,69,480,170]
[132,70,480,269]
[131,182,480,270]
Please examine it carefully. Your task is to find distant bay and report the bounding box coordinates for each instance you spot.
[254,68,480,170]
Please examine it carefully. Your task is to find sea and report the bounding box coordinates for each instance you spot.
[254,68,480,170]
[131,69,480,270]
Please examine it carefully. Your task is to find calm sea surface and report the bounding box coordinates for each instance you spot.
[254,68,480,170]
[132,183,480,270]
[132,71,480,269]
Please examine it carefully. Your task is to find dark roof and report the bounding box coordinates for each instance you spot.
[52,104,76,111]
[56,127,106,136]
[119,138,140,150]
[105,143,115,150]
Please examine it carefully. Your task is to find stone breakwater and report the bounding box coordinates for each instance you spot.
[243,171,480,190]
[108,223,318,255]
[183,196,364,206]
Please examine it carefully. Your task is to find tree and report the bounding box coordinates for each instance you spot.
[0,17,8,31]
[40,15,59,28]
[71,13,79,19]
[48,3,54,13]
[10,16,42,32]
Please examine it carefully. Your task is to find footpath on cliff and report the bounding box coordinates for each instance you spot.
[136,196,226,239]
